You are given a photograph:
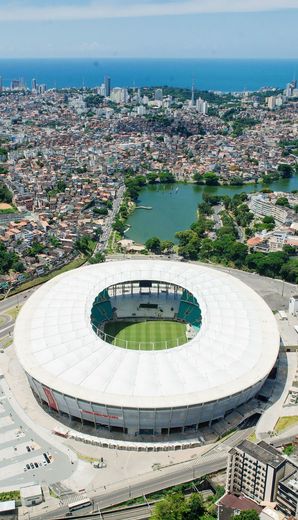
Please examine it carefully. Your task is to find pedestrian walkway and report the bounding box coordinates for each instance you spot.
[256,352,298,438]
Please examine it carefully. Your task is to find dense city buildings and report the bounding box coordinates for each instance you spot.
[0,78,297,288]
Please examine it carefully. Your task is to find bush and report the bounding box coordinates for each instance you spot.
[0,490,20,501]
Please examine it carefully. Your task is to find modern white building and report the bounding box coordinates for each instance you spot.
[249,194,289,224]
[110,87,128,104]
[196,97,208,114]
[289,295,298,316]
[14,260,280,440]
[20,485,43,507]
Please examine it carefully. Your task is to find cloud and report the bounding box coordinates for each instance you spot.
[0,0,298,22]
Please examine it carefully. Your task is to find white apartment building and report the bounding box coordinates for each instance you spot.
[226,440,287,502]
[110,87,129,104]
[250,194,289,224]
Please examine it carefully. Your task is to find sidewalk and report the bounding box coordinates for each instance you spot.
[256,352,298,438]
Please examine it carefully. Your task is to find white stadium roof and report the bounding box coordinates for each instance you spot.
[14,260,280,409]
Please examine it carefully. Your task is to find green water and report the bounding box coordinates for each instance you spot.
[125,177,298,244]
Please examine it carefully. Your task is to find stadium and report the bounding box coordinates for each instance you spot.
[14,260,280,440]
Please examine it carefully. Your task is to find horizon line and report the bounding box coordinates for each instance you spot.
[0,56,298,61]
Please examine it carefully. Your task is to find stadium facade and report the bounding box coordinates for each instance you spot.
[14,260,280,439]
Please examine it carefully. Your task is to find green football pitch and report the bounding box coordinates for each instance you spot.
[104,320,187,350]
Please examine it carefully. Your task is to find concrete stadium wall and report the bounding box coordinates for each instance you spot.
[26,373,266,439]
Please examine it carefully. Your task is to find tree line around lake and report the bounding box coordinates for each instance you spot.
[145,192,298,284]
[193,162,298,187]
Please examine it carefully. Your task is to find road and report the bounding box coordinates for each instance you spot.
[35,427,254,520]
[94,184,125,255]
[49,503,153,520]
[0,288,35,313]
[39,456,226,520]
[0,288,37,341]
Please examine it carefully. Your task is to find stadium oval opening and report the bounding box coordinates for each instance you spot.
[90,280,202,350]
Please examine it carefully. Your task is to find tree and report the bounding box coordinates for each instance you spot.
[283,244,296,257]
[89,252,105,264]
[280,258,298,283]
[56,180,67,192]
[262,215,275,231]
[0,242,23,275]
[203,172,219,186]
[150,492,206,520]
[228,242,248,266]
[199,238,214,260]
[0,182,12,203]
[75,235,95,255]
[263,215,275,224]
[159,171,175,183]
[283,444,294,456]
[229,176,244,186]
[147,172,159,184]
[198,201,213,216]
[191,218,214,238]
[124,177,143,201]
[150,493,188,520]
[193,172,204,184]
[246,251,287,278]
[277,163,293,178]
[49,236,61,248]
[145,236,161,254]
[112,219,126,235]
[175,230,201,259]
[13,261,25,273]
[202,194,221,206]
[184,493,205,520]
[27,241,45,257]
[103,199,113,209]
[93,226,103,240]
[275,197,289,207]
[160,240,174,253]
[0,147,8,160]
[93,207,108,216]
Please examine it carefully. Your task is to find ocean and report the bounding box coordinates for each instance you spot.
[0,58,297,92]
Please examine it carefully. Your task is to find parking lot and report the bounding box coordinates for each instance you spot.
[0,378,75,489]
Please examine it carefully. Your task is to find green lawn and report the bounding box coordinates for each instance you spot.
[104,320,187,350]
[274,416,298,433]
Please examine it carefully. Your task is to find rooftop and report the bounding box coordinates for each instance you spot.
[20,484,42,499]
[218,493,262,512]
[14,260,280,409]
[235,440,285,468]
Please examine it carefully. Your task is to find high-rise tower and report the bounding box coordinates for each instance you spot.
[191,80,195,106]
[104,76,111,97]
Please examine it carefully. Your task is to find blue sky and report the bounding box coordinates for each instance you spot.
[0,0,297,58]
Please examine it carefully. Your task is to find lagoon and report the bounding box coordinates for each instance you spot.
[125,178,298,244]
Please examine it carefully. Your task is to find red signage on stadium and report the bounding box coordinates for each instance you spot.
[43,386,58,412]
[81,409,120,420]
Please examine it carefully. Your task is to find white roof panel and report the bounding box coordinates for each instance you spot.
[14,260,280,409]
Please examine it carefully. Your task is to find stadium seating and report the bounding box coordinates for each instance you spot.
[110,293,180,319]
[91,289,113,330]
[177,290,201,327]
